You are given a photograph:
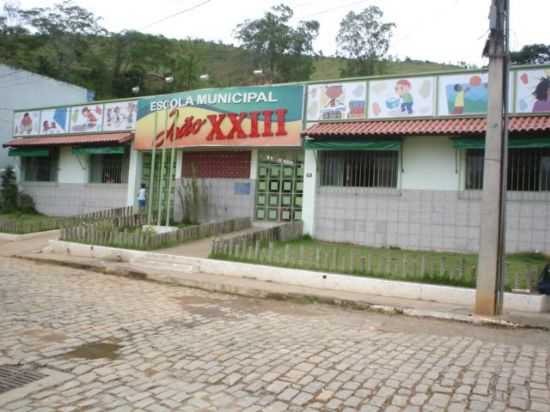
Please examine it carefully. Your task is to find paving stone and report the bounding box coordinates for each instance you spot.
[0,258,548,412]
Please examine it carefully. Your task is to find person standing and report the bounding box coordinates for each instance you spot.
[137,183,147,211]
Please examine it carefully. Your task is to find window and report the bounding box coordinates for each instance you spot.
[320,151,399,188]
[465,149,484,190]
[465,148,550,191]
[23,153,58,182]
[182,151,251,178]
[89,154,129,184]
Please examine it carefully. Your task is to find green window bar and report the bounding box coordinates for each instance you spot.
[8,148,49,157]
[304,138,402,151]
[72,146,125,156]
[452,137,550,150]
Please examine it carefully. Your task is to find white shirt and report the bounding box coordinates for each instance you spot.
[138,188,146,201]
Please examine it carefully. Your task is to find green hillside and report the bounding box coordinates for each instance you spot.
[311,57,459,81]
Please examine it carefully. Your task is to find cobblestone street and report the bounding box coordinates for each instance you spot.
[0,257,549,412]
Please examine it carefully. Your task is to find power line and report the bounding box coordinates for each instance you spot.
[140,0,214,31]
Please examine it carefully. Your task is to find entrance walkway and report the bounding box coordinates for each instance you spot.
[156,222,280,258]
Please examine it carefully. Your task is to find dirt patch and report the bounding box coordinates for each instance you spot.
[20,328,67,343]
[62,340,121,360]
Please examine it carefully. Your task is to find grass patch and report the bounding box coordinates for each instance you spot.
[211,236,548,290]
[0,212,68,234]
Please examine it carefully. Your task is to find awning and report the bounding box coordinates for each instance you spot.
[3,132,134,148]
[72,146,126,156]
[304,138,401,151]
[302,115,550,138]
[8,148,49,157]
[453,137,550,149]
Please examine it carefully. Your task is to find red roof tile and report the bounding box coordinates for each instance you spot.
[302,115,550,138]
[3,132,134,148]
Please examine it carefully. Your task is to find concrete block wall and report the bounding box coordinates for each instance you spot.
[21,183,128,216]
[314,187,550,254]
[173,178,255,223]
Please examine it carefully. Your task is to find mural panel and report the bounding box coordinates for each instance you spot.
[369,76,435,118]
[69,104,104,133]
[515,68,550,113]
[306,82,367,121]
[40,108,69,134]
[103,100,138,132]
[13,111,40,136]
[438,73,488,115]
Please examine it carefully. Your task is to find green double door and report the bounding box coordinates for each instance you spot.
[255,151,304,222]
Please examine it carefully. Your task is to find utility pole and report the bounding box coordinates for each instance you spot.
[475,0,510,316]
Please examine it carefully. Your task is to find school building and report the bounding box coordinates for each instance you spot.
[4,63,550,253]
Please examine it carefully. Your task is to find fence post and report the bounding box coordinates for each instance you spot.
[439,257,446,277]
[315,247,321,270]
[284,245,290,265]
[254,241,260,260]
[401,255,407,279]
[268,242,274,264]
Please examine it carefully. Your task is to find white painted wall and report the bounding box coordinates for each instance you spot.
[0,64,90,171]
[401,136,459,191]
[302,149,317,235]
[126,143,144,207]
[249,149,258,179]
[57,147,89,184]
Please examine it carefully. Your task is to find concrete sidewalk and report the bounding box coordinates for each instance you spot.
[15,249,550,330]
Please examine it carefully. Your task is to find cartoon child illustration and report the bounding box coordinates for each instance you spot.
[452,84,470,114]
[532,77,550,113]
[127,102,136,125]
[81,107,97,128]
[325,85,344,108]
[20,112,33,134]
[113,106,121,124]
[321,85,346,120]
[395,79,414,114]
[106,107,113,126]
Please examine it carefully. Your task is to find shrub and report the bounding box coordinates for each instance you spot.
[17,192,36,214]
[0,166,18,213]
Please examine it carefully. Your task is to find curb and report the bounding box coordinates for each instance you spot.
[15,253,544,331]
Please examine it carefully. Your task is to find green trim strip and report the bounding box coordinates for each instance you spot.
[72,146,125,156]
[8,148,49,157]
[304,139,401,151]
[452,137,550,149]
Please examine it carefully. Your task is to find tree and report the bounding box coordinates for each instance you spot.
[511,44,550,65]
[234,4,319,82]
[336,6,395,77]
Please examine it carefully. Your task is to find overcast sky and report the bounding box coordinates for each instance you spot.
[6,0,549,66]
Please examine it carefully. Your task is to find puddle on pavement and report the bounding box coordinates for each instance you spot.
[62,340,121,360]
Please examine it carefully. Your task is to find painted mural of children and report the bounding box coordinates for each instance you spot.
[452,84,469,114]
[325,85,344,108]
[532,77,550,113]
[106,107,113,126]
[81,107,97,128]
[20,112,33,134]
[395,80,413,114]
